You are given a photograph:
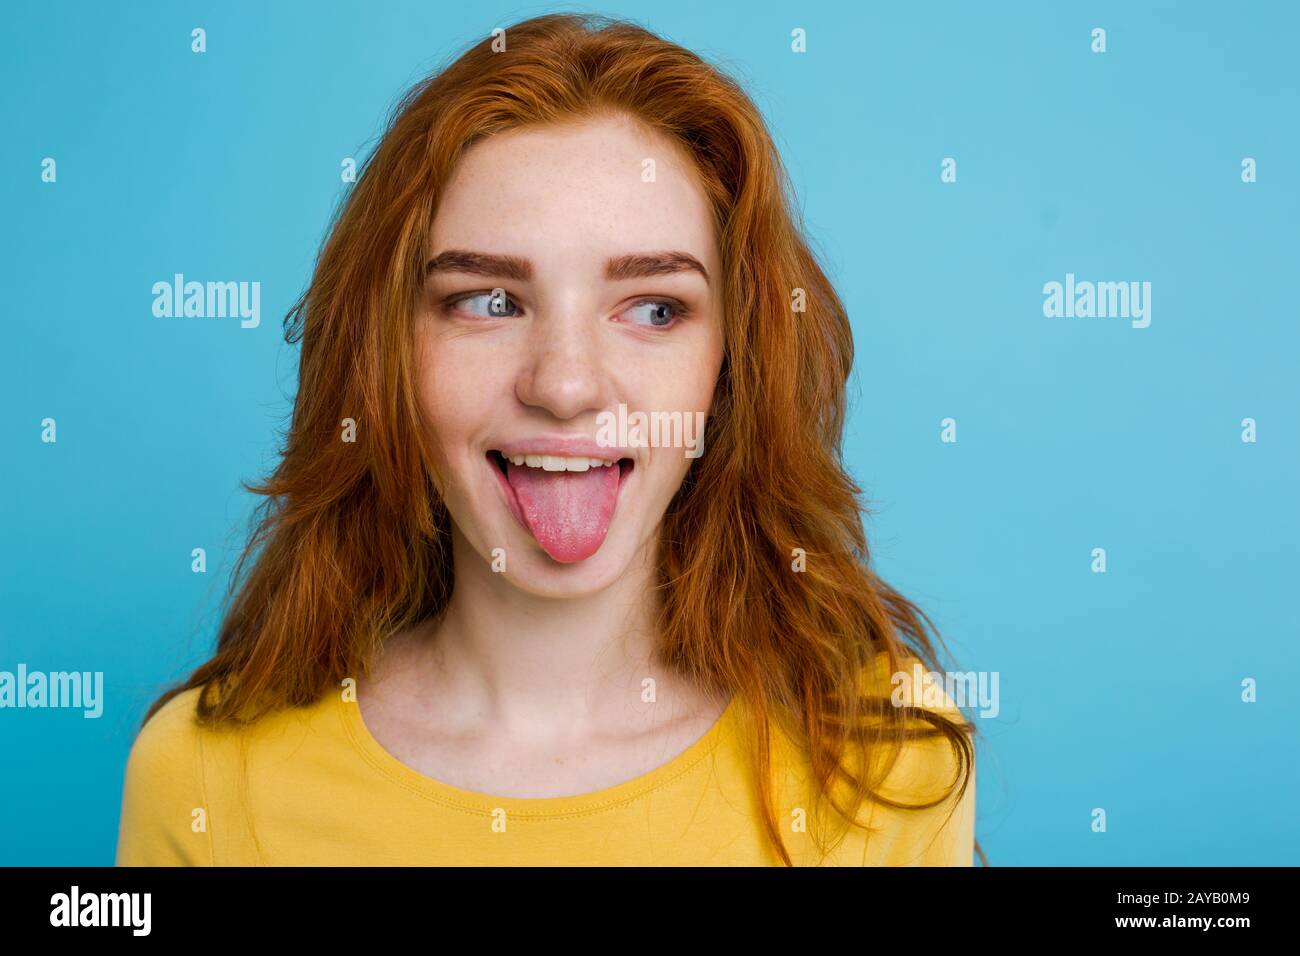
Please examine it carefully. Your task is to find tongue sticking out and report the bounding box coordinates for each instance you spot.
[504,461,621,563]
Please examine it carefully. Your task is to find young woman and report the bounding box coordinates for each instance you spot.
[116,13,980,866]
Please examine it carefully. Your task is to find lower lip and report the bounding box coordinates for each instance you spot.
[486,453,634,555]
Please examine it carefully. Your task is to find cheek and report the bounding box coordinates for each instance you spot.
[416,337,490,464]
[636,323,725,410]
[637,333,724,489]
[676,329,726,412]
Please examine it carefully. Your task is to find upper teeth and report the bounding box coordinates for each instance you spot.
[504,454,617,472]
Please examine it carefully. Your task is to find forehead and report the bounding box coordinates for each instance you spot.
[428,112,718,271]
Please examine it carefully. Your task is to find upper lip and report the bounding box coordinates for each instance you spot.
[491,437,634,460]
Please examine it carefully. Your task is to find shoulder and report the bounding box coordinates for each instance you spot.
[116,686,212,866]
[860,650,968,713]
[117,681,345,865]
[859,650,977,865]
[123,686,209,789]
[856,649,973,787]
[757,650,977,865]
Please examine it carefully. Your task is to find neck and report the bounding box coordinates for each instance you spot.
[410,528,697,734]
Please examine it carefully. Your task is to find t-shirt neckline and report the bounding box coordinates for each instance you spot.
[336,687,739,818]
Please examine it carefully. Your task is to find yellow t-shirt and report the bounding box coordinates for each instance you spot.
[115,660,975,866]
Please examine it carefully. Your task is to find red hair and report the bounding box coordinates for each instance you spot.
[145,12,983,866]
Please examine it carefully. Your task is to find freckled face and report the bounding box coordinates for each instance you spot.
[414,112,725,597]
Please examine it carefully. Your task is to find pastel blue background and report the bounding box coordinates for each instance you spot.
[2,0,1296,865]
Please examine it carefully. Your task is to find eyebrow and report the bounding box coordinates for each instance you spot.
[425,249,710,286]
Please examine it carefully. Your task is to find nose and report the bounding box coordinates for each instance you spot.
[513,308,610,421]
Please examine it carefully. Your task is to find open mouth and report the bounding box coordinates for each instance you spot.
[486,450,634,564]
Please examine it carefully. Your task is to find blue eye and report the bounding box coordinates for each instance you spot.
[625,299,683,328]
[451,289,520,318]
